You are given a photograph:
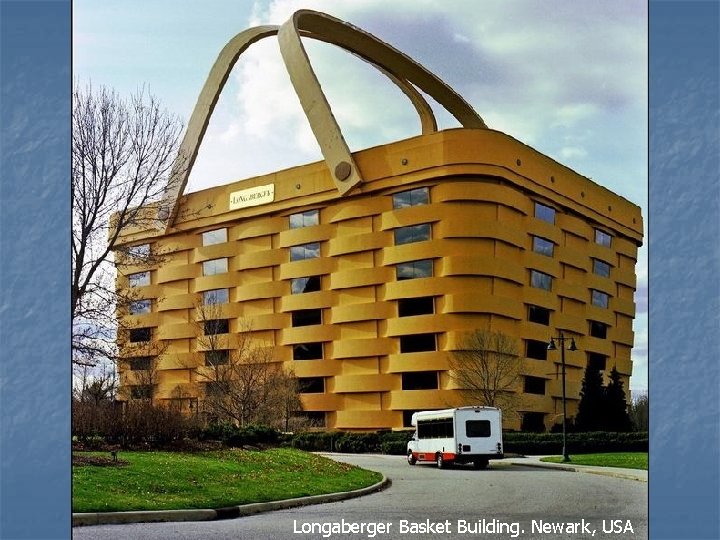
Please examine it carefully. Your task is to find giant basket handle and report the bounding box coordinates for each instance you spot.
[159,10,486,230]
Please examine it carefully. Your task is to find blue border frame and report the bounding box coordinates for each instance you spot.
[0,1,71,538]
[649,1,720,538]
[0,1,719,538]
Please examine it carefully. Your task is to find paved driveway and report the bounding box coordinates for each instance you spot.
[73,453,647,540]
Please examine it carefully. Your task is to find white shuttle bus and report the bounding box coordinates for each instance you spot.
[406,407,503,469]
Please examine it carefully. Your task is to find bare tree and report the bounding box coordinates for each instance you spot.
[71,81,187,366]
[192,302,301,428]
[449,329,522,412]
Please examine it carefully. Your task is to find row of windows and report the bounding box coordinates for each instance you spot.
[530,269,611,308]
[535,202,614,249]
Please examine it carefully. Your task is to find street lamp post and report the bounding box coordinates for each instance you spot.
[547,332,577,463]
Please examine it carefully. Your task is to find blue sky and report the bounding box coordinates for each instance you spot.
[73,0,648,392]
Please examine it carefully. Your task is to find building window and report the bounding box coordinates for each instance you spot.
[202,258,228,276]
[291,309,322,327]
[532,236,554,257]
[295,411,326,426]
[129,327,152,343]
[298,377,325,393]
[530,270,553,291]
[524,376,546,395]
[398,297,434,317]
[591,290,610,308]
[394,223,431,245]
[203,288,229,305]
[528,305,551,325]
[521,412,546,433]
[402,371,438,390]
[589,320,608,339]
[402,410,420,428]
[592,259,611,278]
[588,352,607,371]
[202,228,227,246]
[204,319,229,335]
[290,242,320,261]
[526,340,548,360]
[205,350,229,366]
[534,202,556,224]
[128,357,152,371]
[205,381,230,397]
[399,333,436,353]
[128,271,150,287]
[396,259,432,280]
[129,299,151,315]
[128,244,150,258]
[291,276,321,294]
[392,187,429,209]
[130,385,153,400]
[293,343,323,360]
[289,209,319,229]
[595,229,612,247]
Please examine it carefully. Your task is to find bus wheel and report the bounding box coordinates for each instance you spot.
[407,452,417,465]
[473,459,489,470]
[436,453,445,469]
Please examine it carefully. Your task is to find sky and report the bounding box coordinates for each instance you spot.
[73,0,648,392]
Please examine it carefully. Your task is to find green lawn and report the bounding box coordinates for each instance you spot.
[541,452,648,470]
[73,448,382,513]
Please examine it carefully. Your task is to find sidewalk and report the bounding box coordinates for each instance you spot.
[501,455,647,482]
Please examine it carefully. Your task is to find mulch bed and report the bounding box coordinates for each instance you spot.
[72,453,129,467]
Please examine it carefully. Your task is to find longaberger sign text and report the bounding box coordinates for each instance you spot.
[229,184,275,210]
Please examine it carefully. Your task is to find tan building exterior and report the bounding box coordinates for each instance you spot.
[115,127,643,432]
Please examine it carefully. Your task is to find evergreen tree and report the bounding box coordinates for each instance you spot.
[604,366,632,432]
[574,365,605,431]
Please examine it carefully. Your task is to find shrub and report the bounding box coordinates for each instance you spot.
[503,431,648,455]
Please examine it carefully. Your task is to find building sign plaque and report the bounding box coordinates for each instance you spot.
[229,184,275,210]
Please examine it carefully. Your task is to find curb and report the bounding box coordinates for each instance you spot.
[508,460,647,482]
[73,476,390,527]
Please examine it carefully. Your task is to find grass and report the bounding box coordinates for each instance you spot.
[541,452,648,470]
[73,448,383,513]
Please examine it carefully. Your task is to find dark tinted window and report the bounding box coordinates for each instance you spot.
[398,297,434,317]
[524,376,546,395]
[402,371,438,390]
[589,320,608,339]
[128,357,152,371]
[588,353,607,371]
[403,410,419,428]
[204,319,229,335]
[526,340,548,360]
[205,350,229,366]
[392,187,429,209]
[400,333,436,353]
[131,385,153,399]
[466,420,491,438]
[521,412,546,432]
[298,377,325,393]
[293,343,323,360]
[129,327,152,342]
[291,309,322,327]
[396,259,432,280]
[528,305,551,325]
[291,276,321,294]
[394,223,431,245]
